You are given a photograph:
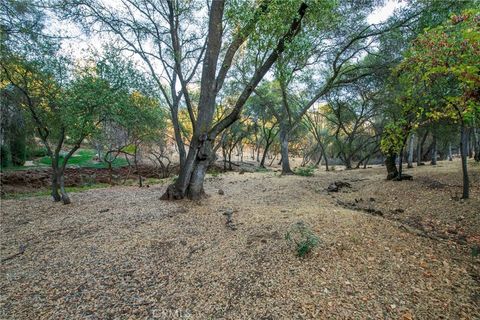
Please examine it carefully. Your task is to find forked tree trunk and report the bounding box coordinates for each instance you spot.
[279,125,293,175]
[161,0,309,200]
[407,133,414,168]
[460,125,469,199]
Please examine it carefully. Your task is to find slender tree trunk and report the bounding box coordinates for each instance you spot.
[448,143,453,161]
[222,145,227,170]
[431,134,437,165]
[279,125,293,175]
[260,141,272,168]
[171,107,186,169]
[473,127,479,162]
[407,133,414,168]
[318,142,329,171]
[460,125,469,199]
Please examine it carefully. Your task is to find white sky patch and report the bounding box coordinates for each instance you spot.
[367,0,407,24]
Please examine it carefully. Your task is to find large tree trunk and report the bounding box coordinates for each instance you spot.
[279,125,293,175]
[407,133,414,168]
[385,151,398,180]
[460,125,469,199]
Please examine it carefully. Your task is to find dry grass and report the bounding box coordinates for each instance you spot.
[1,160,479,319]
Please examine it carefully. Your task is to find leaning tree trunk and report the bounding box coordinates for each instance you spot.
[460,125,469,199]
[260,140,272,168]
[279,125,294,175]
[407,133,414,168]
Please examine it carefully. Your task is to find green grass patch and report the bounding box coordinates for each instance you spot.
[37,149,128,169]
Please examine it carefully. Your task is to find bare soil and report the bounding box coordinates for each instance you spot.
[0,165,172,195]
[1,160,479,319]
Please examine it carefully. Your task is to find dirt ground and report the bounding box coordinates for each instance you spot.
[0,165,172,195]
[1,160,479,319]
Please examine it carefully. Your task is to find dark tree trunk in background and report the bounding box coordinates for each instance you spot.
[460,125,469,199]
[407,133,414,168]
[431,134,437,165]
[279,125,294,174]
[260,141,272,168]
[417,130,428,164]
[385,152,398,180]
[473,127,480,162]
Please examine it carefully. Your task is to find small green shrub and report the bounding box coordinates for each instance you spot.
[295,165,315,177]
[26,146,48,159]
[285,221,320,257]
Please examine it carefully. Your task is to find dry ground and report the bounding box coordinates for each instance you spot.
[1,160,479,319]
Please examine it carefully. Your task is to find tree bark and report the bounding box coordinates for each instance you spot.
[279,125,293,175]
[460,125,469,199]
[260,141,272,168]
[431,134,437,165]
[417,130,428,165]
[473,127,479,162]
[407,133,414,168]
[385,151,398,180]
[58,172,71,204]
[448,142,453,161]
[51,169,61,202]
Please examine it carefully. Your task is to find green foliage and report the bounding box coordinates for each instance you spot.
[38,149,127,168]
[294,165,315,176]
[285,221,319,257]
[396,10,480,125]
[380,121,406,154]
[1,145,12,168]
[10,131,26,166]
[26,146,48,159]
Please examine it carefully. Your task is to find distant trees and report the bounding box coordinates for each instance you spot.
[383,10,480,198]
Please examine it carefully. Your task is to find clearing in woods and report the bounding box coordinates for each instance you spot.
[1,160,479,319]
